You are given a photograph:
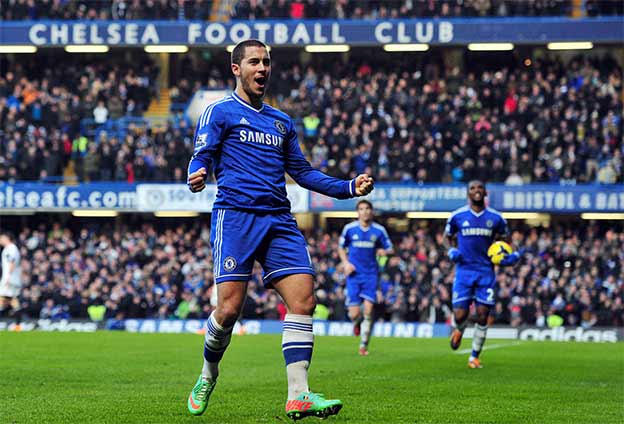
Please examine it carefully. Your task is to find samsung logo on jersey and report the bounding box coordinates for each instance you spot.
[240,130,283,148]
[461,228,493,236]
[352,241,375,248]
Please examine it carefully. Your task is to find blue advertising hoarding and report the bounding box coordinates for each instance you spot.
[488,184,624,213]
[0,182,622,213]
[311,184,624,213]
[0,182,136,211]
[1,17,622,47]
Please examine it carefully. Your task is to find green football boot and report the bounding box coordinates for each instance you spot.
[285,392,343,421]
[187,375,216,416]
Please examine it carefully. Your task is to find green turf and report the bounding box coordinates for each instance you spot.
[1,332,622,423]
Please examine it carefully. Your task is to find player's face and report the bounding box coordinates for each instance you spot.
[467,182,486,205]
[357,203,373,222]
[233,46,271,99]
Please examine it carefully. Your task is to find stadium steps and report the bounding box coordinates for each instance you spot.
[145,88,172,118]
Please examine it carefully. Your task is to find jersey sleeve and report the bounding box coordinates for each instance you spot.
[496,215,510,238]
[377,226,393,250]
[284,119,355,199]
[444,214,457,236]
[187,102,227,180]
[4,246,18,263]
[339,226,351,248]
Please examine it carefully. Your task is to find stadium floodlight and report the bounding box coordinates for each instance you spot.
[406,212,451,219]
[319,211,358,218]
[72,210,118,217]
[144,45,189,53]
[547,42,593,50]
[383,44,429,52]
[501,213,549,220]
[65,45,110,53]
[467,43,514,51]
[154,211,200,218]
[304,44,350,53]
[0,45,38,53]
[581,213,624,220]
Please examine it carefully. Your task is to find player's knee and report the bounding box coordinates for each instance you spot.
[454,310,468,323]
[289,294,316,316]
[216,303,241,327]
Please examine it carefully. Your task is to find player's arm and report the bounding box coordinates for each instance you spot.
[377,225,394,256]
[444,215,462,263]
[338,227,356,276]
[284,121,373,198]
[0,255,16,286]
[496,215,523,266]
[187,104,226,193]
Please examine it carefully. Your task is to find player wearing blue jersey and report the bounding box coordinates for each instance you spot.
[445,181,521,369]
[185,40,374,420]
[338,200,393,356]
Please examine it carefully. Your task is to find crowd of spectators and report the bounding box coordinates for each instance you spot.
[0,54,160,181]
[1,0,621,21]
[280,54,623,184]
[1,218,622,328]
[231,0,622,20]
[1,52,621,184]
[0,0,212,20]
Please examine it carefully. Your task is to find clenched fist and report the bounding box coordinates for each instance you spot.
[354,174,374,196]
[188,167,207,193]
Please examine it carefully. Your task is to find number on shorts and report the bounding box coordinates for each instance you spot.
[486,288,494,302]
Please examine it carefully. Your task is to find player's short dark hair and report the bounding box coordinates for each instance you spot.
[231,39,268,65]
[356,199,373,210]
[0,230,14,240]
[467,180,486,191]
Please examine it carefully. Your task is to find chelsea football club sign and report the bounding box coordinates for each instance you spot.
[0,17,621,47]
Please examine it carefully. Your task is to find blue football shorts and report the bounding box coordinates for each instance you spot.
[346,272,379,306]
[210,209,314,286]
[452,267,496,309]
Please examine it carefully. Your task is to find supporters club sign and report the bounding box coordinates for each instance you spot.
[0,18,621,47]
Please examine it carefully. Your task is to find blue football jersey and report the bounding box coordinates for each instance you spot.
[339,221,393,274]
[188,92,356,212]
[445,206,509,270]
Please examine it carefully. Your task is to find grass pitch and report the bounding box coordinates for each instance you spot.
[1,332,622,423]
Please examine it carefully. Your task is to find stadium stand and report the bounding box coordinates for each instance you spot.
[230,0,623,19]
[1,53,621,183]
[2,218,622,327]
[0,0,213,20]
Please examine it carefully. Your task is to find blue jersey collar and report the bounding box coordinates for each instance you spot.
[232,91,264,113]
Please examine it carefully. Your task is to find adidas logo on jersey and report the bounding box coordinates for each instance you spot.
[462,220,470,227]
[240,117,250,125]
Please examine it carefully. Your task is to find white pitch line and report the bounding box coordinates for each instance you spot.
[454,342,522,355]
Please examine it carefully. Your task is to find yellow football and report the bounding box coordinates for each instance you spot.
[487,241,513,265]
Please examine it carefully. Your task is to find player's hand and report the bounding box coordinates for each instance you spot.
[354,174,374,196]
[342,261,356,276]
[447,247,463,263]
[500,250,522,266]
[188,167,207,193]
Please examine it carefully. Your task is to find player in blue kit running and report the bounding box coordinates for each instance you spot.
[339,200,393,356]
[185,39,374,420]
[445,181,521,369]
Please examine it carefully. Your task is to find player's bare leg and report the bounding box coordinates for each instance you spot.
[450,308,469,350]
[348,304,363,336]
[358,300,375,356]
[189,281,246,416]
[468,305,490,369]
[274,274,342,420]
